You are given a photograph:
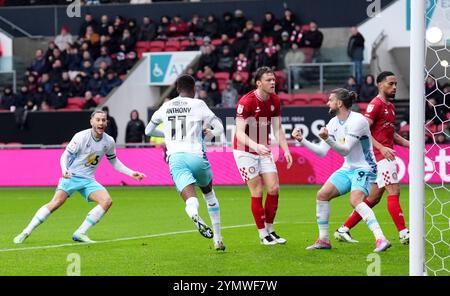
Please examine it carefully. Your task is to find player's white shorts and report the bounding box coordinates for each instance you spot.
[233,150,277,182]
[376,158,399,188]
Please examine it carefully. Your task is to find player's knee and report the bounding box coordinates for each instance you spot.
[316,190,330,201]
[267,184,279,195]
[101,198,113,209]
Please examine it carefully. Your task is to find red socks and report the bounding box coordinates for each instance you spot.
[387,194,407,231]
[344,199,373,229]
[251,194,279,229]
[264,193,279,224]
[251,197,265,229]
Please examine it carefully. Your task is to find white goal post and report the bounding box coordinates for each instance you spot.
[409,0,426,276]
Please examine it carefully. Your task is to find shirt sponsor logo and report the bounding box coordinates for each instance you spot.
[237,104,244,114]
[255,107,261,113]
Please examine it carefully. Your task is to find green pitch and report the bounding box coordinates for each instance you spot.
[0,185,413,276]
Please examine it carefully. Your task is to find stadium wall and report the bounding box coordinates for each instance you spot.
[0,145,447,187]
[0,0,395,37]
[0,111,91,145]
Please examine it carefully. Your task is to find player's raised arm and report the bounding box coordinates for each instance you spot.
[292,127,330,157]
[320,126,361,157]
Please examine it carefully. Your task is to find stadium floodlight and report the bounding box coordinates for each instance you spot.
[409,0,426,276]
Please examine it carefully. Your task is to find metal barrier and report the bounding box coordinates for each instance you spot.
[287,62,355,93]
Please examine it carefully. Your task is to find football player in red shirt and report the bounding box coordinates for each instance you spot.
[233,66,293,245]
[335,71,410,245]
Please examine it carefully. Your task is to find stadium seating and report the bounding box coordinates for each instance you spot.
[214,72,231,92]
[232,71,249,83]
[164,40,181,51]
[291,93,309,106]
[148,40,165,52]
[309,93,328,106]
[278,92,293,105]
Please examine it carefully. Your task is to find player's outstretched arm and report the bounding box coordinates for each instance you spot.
[292,127,330,157]
[394,132,409,148]
[108,157,146,181]
[145,120,164,137]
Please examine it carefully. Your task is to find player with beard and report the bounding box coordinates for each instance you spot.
[334,71,410,245]
[292,88,390,252]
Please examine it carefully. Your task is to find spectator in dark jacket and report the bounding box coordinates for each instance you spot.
[100,70,122,96]
[347,26,365,85]
[203,14,220,38]
[47,83,68,109]
[219,12,235,37]
[87,71,103,96]
[262,12,277,37]
[138,16,157,41]
[300,21,323,63]
[102,106,118,141]
[359,74,378,102]
[0,86,16,110]
[82,91,98,110]
[29,49,47,75]
[125,110,146,143]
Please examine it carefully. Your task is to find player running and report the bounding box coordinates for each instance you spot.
[334,71,410,245]
[145,74,226,251]
[14,110,146,244]
[292,88,391,252]
[233,66,293,245]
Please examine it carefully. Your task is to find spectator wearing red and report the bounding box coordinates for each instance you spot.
[168,15,188,37]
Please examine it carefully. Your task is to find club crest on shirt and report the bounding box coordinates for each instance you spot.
[237,104,244,114]
[366,104,374,113]
[270,105,275,111]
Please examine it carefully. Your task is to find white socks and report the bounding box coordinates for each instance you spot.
[316,200,330,241]
[185,197,199,219]
[265,223,273,234]
[203,190,222,242]
[355,202,385,240]
[76,205,106,235]
[23,206,51,235]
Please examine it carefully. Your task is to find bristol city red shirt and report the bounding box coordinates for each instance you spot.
[233,90,281,153]
[364,96,396,162]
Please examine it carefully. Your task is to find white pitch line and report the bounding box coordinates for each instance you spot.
[0,223,255,253]
[1,221,446,253]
